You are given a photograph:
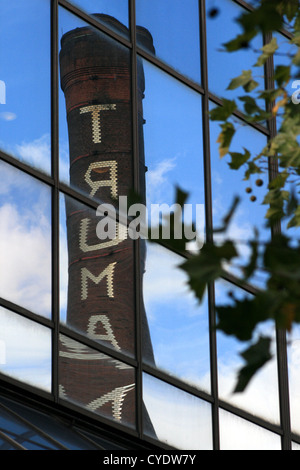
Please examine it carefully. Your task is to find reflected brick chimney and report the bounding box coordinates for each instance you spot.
[58,14,155,427]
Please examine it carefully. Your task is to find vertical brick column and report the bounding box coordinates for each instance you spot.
[58,15,155,427]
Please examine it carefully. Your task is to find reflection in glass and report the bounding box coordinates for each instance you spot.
[140,60,204,219]
[136,0,201,84]
[0,400,58,450]
[0,1,51,174]
[206,0,265,109]
[59,335,135,428]
[58,8,154,429]
[143,243,210,393]
[219,409,281,450]
[0,160,52,318]
[59,192,136,357]
[143,373,213,450]
[59,9,133,192]
[215,280,280,425]
[66,0,129,35]
[0,307,51,392]
[209,103,270,288]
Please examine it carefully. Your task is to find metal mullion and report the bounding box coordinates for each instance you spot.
[0,401,69,450]
[59,397,141,439]
[0,150,54,187]
[142,362,214,405]
[136,45,205,96]
[129,0,144,441]
[0,298,54,329]
[208,92,270,137]
[51,0,60,405]
[59,323,137,369]
[200,0,220,450]
[58,0,132,49]
[0,430,27,450]
[219,399,283,437]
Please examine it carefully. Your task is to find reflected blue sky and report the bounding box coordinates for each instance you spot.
[0,1,51,173]
[1,0,299,447]
[206,0,265,111]
[143,372,213,450]
[141,59,205,218]
[67,0,129,28]
[0,307,52,392]
[0,160,52,318]
[143,243,210,392]
[215,280,280,425]
[136,0,201,84]
[209,103,270,287]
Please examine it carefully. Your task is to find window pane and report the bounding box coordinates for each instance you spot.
[66,0,129,36]
[209,103,270,288]
[0,307,51,392]
[219,409,281,450]
[143,373,213,450]
[215,280,280,425]
[140,60,205,224]
[0,160,52,318]
[59,7,133,204]
[136,0,201,84]
[59,192,136,358]
[0,0,51,174]
[206,0,265,110]
[142,243,210,393]
[59,334,135,428]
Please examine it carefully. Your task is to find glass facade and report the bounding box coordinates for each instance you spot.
[0,0,297,451]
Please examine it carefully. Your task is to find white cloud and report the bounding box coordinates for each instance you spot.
[0,202,52,318]
[0,307,51,391]
[143,243,197,314]
[146,157,176,204]
[143,374,213,450]
[15,134,51,173]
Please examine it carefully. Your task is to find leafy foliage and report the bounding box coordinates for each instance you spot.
[149,0,300,392]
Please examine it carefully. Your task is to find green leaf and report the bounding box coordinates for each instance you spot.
[234,336,273,393]
[237,2,283,34]
[238,96,259,115]
[292,47,300,66]
[217,122,235,157]
[228,148,251,170]
[209,100,237,121]
[281,0,299,22]
[244,160,263,180]
[180,241,238,302]
[268,172,289,190]
[223,31,256,52]
[216,292,272,342]
[274,65,291,87]
[227,70,259,92]
[287,206,300,228]
[255,37,278,67]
